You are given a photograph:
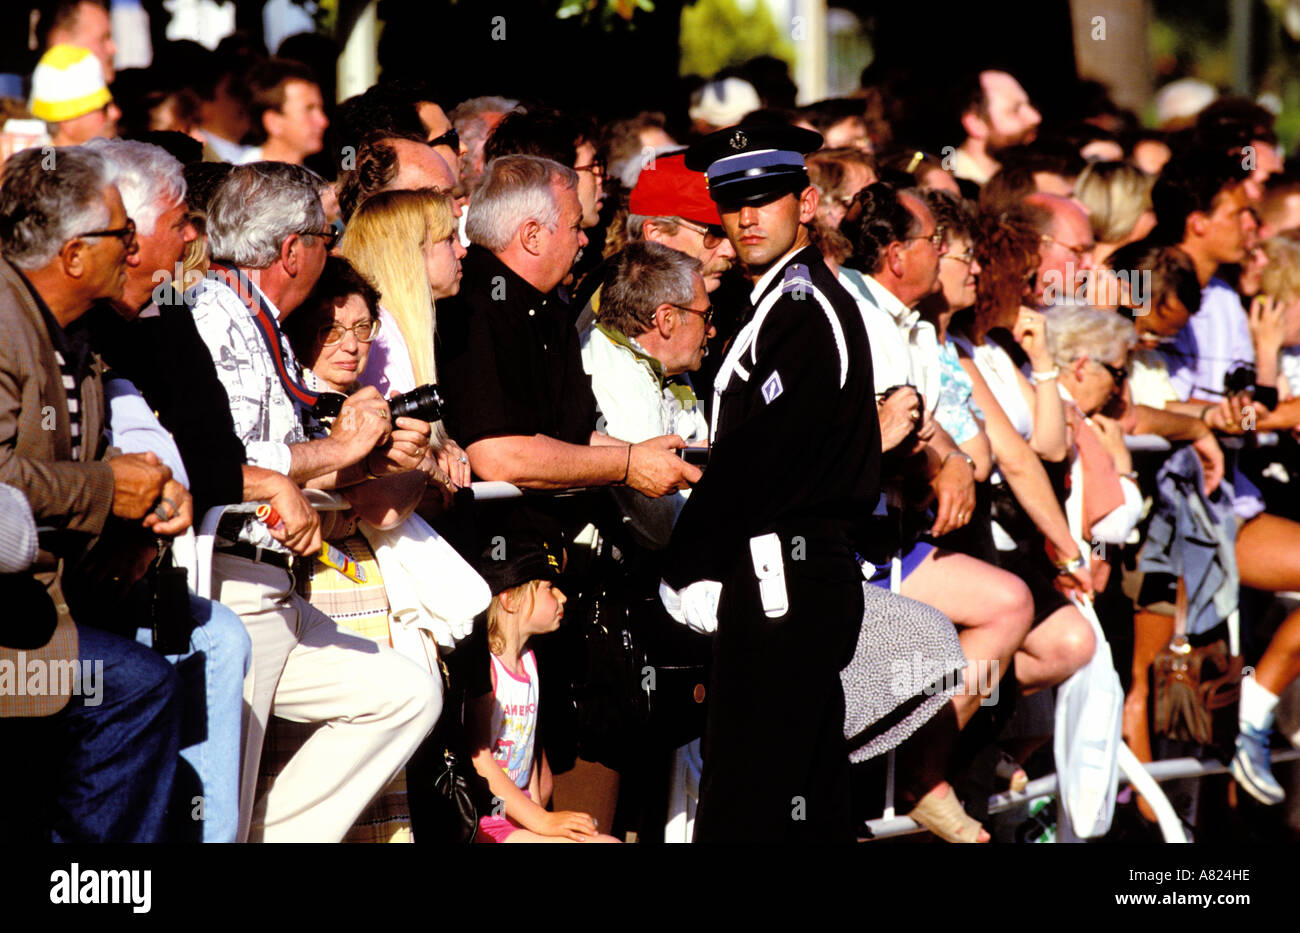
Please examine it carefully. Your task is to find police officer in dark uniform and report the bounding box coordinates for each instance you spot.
[659,125,882,842]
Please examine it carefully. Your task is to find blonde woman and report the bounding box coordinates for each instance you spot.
[341,186,472,488]
[1073,161,1156,269]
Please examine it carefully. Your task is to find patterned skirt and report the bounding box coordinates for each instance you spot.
[255,533,413,843]
[842,581,968,764]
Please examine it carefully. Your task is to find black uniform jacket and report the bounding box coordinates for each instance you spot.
[663,245,881,588]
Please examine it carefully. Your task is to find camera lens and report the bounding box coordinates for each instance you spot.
[388,384,445,422]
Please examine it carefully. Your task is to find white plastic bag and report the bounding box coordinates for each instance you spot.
[1053,596,1123,839]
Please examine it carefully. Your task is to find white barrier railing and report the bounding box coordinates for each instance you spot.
[861,748,1300,842]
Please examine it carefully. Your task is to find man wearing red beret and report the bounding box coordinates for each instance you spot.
[575,151,736,334]
[627,152,738,293]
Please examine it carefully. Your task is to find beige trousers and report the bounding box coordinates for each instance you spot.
[213,553,441,842]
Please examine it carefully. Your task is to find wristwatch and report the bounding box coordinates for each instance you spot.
[1055,552,1088,575]
[942,450,976,471]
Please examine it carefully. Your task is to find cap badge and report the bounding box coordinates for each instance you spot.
[729,130,748,151]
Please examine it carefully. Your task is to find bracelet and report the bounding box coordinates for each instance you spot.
[1054,552,1088,575]
[1200,403,1216,424]
[363,450,380,481]
[622,444,632,485]
[941,450,975,471]
[1030,367,1060,385]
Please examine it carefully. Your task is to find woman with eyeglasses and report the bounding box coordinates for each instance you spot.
[341,186,472,497]
[920,193,1102,795]
[264,255,437,843]
[939,200,1102,784]
[1041,306,1145,576]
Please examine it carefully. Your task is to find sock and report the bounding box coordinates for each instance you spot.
[1239,675,1279,735]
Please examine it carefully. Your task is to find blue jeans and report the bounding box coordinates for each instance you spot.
[137,594,251,842]
[54,624,181,842]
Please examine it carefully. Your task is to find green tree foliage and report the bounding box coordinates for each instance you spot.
[679,0,795,78]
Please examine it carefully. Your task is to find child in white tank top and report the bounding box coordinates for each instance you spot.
[468,537,620,843]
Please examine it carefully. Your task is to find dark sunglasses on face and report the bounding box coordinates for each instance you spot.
[428,127,460,152]
[1098,359,1129,387]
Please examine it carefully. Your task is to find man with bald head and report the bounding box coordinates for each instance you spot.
[1024,193,1096,308]
[337,132,459,222]
[952,69,1042,186]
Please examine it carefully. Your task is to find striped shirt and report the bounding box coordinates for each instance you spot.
[20,267,93,462]
[53,348,82,460]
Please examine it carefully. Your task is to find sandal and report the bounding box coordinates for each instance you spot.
[908,783,990,843]
[995,750,1029,794]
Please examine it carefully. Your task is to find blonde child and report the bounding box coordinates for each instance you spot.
[469,538,620,843]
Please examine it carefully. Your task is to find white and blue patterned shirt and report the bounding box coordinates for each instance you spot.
[189,273,321,550]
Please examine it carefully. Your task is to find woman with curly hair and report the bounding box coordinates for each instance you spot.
[947,203,1099,724]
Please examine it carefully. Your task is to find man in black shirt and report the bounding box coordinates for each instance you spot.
[437,154,699,547]
[662,125,882,842]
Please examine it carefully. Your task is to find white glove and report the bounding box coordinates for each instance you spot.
[659,578,722,634]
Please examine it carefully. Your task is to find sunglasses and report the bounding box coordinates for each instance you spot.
[318,317,381,346]
[428,127,460,152]
[675,217,727,249]
[1098,359,1129,387]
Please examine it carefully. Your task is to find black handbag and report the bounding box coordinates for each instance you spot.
[572,582,652,769]
[415,648,494,843]
[572,574,712,769]
[430,746,480,843]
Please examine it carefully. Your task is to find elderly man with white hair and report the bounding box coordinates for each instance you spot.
[189,161,441,843]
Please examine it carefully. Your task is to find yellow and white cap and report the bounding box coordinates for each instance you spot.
[30,45,112,124]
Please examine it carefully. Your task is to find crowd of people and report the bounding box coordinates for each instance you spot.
[3,0,1300,844]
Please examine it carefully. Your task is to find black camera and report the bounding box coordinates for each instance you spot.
[679,446,709,467]
[879,383,925,446]
[312,391,347,421]
[1224,364,1278,410]
[389,384,446,422]
[1224,364,1256,397]
[310,384,446,424]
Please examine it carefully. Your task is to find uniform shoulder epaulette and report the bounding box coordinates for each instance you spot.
[780,263,814,297]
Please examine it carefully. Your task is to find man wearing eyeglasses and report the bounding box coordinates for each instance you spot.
[0,145,183,842]
[838,183,979,542]
[579,241,714,550]
[483,109,605,230]
[573,151,738,334]
[1025,193,1096,309]
[188,161,441,842]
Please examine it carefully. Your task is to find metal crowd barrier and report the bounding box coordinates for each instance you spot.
[260,483,1300,844]
[862,748,1300,843]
